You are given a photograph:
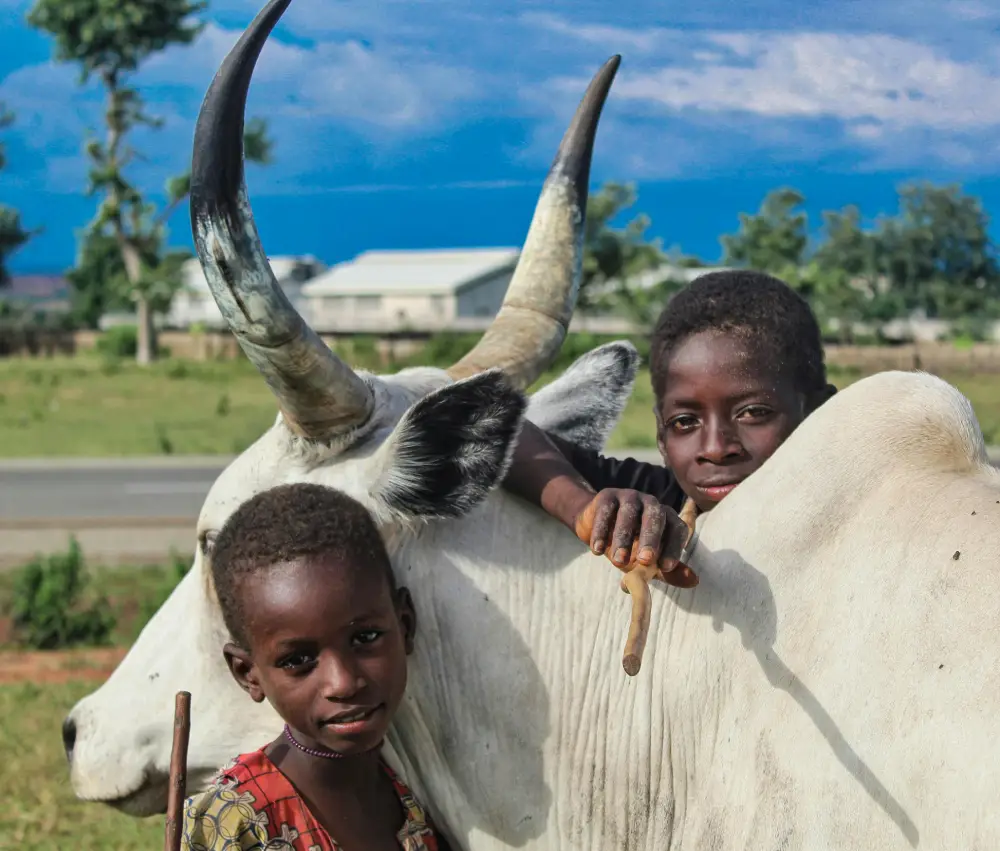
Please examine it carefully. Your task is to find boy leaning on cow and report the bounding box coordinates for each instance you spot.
[505,268,838,582]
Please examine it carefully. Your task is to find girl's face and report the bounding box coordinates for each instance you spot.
[655,329,808,513]
[224,554,415,757]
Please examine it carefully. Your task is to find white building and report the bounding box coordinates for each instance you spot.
[302,247,520,333]
[165,255,327,329]
[589,263,731,297]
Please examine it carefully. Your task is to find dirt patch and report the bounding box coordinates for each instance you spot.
[0,647,127,685]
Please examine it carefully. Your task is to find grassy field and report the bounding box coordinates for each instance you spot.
[3,352,1000,457]
[0,681,164,849]
[0,563,182,850]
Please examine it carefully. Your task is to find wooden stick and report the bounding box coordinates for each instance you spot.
[620,498,699,676]
[621,563,659,675]
[164,691,192,851]
[678,497,699,539]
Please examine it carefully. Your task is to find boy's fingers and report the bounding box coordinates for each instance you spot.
[589,497,619,556]
[660,559,699,588]
[610,496,641,566]
[636,501,666,565]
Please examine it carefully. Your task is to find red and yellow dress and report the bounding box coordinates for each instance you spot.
[181,747,445,851]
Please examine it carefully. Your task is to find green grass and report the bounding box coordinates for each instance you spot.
[0,356,277,457]
[0,561,186,849]
[2,353,1000,457]
[0,680,163,849]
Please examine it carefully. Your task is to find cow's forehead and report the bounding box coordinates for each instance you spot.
[196,367,453,537]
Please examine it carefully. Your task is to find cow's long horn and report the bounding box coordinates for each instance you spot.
[189,0,373,440]
[446,56,620,390]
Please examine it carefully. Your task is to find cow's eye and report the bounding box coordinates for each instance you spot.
[201,531,218,557]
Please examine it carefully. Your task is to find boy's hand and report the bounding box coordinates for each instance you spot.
[572,489,698,588]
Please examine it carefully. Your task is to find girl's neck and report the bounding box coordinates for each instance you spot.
[265,733,384,792]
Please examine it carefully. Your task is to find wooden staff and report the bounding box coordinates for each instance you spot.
[621,498,699,676]
[164,691,192,851]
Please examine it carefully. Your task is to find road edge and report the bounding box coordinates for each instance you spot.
[2,445,1000,470]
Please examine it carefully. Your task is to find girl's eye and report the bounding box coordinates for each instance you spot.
[353,630,383,647]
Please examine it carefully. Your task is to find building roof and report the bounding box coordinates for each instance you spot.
[302,247,520,297]
[180,255,327,292]
[5,274,70,299]
[3,274,71,312]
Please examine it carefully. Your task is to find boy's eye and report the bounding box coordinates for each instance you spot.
[667,415,698,433]
[738,405,773,420]
[353,630,384,647]
[277,652,315,670]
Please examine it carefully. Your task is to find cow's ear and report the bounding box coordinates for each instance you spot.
[370,369,526,522]
[526,341,639,451]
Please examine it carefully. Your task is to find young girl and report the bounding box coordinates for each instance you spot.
[181,483,453,851]
[503,269,838,582]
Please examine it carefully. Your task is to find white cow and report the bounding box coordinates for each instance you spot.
[63,2,1000,848]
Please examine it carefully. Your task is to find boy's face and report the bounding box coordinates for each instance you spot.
[224,554,415,757]
[655,329,807,513]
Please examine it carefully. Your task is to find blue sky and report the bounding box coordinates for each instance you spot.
[3,0,1000,273]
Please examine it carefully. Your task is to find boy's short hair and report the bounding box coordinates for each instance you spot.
[211,483,394,648]
[649,270,829,402]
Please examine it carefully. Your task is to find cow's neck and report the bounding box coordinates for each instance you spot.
[381,495,734,850]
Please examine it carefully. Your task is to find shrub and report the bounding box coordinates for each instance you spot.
[95,324,138,358]
[8,538,116,650]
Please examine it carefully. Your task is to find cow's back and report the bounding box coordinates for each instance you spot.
[683,372,1000,849]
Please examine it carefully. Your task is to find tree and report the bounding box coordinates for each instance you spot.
[28,0,273,363]
[720,187,808,278]
[580,181,666,320]
[66,230,191,328]
[872,182,1000,320]
[806,205,898,335]
[0,103,35,288]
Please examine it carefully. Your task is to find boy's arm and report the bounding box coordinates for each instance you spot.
[501,419,599,533]
[502,419,686,515]
[502,421,696,587]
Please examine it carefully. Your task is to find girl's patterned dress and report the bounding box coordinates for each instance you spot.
[181,747,445,851]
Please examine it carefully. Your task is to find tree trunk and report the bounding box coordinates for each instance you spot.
[136,294,156,366]
[118,237,157,365]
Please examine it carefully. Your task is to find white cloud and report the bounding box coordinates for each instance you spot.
[521,16,1000,175]
[140,22,480,130]
[617,32,1000,132]
[0,16,484,193]
[7,1,1000,194]
[948,0,1000,20]
[519,12,670,54]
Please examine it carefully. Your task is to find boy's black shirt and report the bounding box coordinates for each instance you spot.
[545,433,687,513]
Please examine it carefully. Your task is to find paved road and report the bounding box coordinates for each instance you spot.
[0,457,236,567]
[1,461,227,523]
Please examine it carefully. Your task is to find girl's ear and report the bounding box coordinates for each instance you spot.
[224,643,266,703]
[395,588,417,655]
